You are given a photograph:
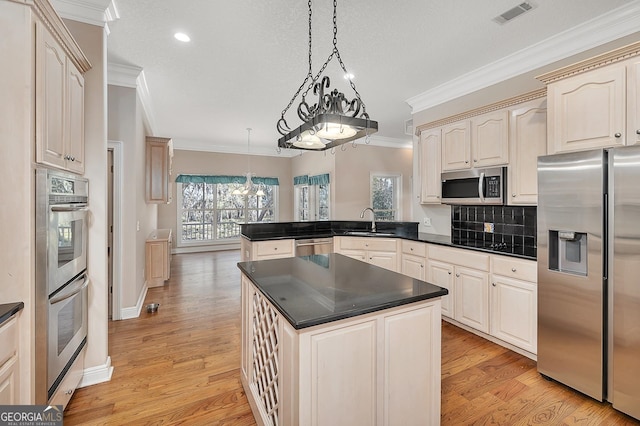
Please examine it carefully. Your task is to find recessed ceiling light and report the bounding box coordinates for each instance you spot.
[343,73,354,80]
[174,32,191,42]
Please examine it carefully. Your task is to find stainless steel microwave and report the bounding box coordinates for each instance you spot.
[441,167,506,205]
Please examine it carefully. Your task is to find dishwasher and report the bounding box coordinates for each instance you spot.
[295,238,334,256]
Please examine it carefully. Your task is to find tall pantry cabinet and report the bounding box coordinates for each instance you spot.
[0,0,90,404]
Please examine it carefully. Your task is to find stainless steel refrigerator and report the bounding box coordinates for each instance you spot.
[538,146,640,420]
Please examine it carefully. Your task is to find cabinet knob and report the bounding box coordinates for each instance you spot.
[421,264,424,268]
[65,389,73,395]
[512,267,516,272]
[455,273,460,277]
[465,161,469,164]
[492,282,496,287]
[410,248,414,251]
[636,129,640,135]
[274,247,277,250]
[448,271,452,275]
[70,156,75,161]
[512,193,516,197]
[473,159,478,163]
[615,132,622,138]
[64,155,70,160]
[436,195,440,198]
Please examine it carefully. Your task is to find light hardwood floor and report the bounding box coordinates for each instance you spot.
[64,251,639,425]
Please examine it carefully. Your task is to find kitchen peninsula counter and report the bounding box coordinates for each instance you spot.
[238,254,446,425]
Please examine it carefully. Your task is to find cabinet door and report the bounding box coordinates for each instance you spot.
[146,138,172,203]
[368,251,398,272]
[472,110,509,167]
[401,254,425,280]
[441,121,471,171]
[36,24,66,169]
[426,260,454,318]
[627,58,640,146]
[491,275,537,354]
[455,266,489,333]
[65,60,85,174]
[339,249,367,262]
[419,129,442,204]
[508,100,547,205]
[547,64,626,153]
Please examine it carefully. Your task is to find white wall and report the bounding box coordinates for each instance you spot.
[107,85,152,311]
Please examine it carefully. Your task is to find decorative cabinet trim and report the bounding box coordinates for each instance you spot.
[537,40,640,85]
[18,0,92,73]
[415,88,546,134]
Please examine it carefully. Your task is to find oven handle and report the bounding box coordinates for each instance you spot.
[478,172,485,203]
[51,204,88,212]
[50,275,89,305]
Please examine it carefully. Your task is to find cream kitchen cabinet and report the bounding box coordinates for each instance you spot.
[441,121,471,171]
[427,245,490,333]
[400,240,427,280]
[146,137,174,204]
[490,256,537,354]
[35,20,88,174]
[0,316,19,405]
[471,110,510,168]
[146,229,172,287]
[243,238,295,261]
[508,98,547,205]
[419,129,442,204]
[441,111,509,171]
[334,237,399,272]
[539,42,640,154]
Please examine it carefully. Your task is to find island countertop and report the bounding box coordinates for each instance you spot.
[237,253,448,330]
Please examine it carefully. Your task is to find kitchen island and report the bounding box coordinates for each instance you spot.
[238,253,448,426]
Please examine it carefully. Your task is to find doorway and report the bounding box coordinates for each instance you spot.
[108,141,123,320]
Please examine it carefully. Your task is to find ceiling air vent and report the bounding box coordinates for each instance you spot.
[404,118,414,136]
[493,2,534,24]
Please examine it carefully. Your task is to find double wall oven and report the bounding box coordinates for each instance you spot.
[35,168,89,405]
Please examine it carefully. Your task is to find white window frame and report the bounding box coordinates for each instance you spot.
[370,173,402,221]
[294,181,331,221]
[176,182,279,247]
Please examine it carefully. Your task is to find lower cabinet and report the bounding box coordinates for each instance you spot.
[334,237,399,272]
[400,240,427,280]
[490,256,537,354]
[0,316,19,405]
[145,229,172,287]
[244,238,295,261]
[426,253,490,334]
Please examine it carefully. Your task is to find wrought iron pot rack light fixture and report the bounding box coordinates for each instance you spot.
[276,0,378,152]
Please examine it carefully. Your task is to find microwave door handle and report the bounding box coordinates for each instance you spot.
[478,172,485,203]
[50,275,89,304]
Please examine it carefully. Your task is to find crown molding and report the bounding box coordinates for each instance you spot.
[415,88,547,133]
[107,62,157,134]
[406,1,640,114]
[173,139,299,157]
[50,0,117,28]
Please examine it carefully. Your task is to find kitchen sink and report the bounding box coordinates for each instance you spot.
[344,231,397,237]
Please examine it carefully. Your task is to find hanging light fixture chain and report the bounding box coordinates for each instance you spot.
[279,0,314,119]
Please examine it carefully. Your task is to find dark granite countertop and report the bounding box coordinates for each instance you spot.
[238,254,448,330]
[0,302,24,327]
[240,221,536,261]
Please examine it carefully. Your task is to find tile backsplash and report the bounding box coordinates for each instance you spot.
[451,205,537,258]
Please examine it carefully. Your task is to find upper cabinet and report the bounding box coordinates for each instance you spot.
[146,137,174,204]
[419,129,441,204]
[441,121,471,171]
[416,89,547,206]
[472,110,509,168]
[508,99,547,205]
[35,21,88,174]
[538,41,640,154]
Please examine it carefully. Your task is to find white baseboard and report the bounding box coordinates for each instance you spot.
[79,356,114,388]
[120,284,148,320]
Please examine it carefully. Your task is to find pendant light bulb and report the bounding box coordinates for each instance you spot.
[315,122,357,140]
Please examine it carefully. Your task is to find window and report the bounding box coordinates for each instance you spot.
[178,179,278,244]
[371,174,401,221]
[294,174,331,221]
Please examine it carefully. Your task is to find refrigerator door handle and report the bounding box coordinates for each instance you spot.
[478,172,485,203]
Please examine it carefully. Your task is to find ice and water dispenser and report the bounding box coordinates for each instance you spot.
[548,230,588,276]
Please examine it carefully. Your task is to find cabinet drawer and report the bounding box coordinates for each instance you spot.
[255,239,294,257]
[492,255,537,282]
[49,347,84,410]
[402,240,427,257]
[428,245,489,272]
[0,317,17,369]
[339,237,398,252]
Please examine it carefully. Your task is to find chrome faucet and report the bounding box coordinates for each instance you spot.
[360,207,376,232]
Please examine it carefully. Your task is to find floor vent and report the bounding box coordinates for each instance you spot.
[494,2,534,24]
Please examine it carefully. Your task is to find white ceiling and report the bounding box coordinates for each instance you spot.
[55,0,640,155]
